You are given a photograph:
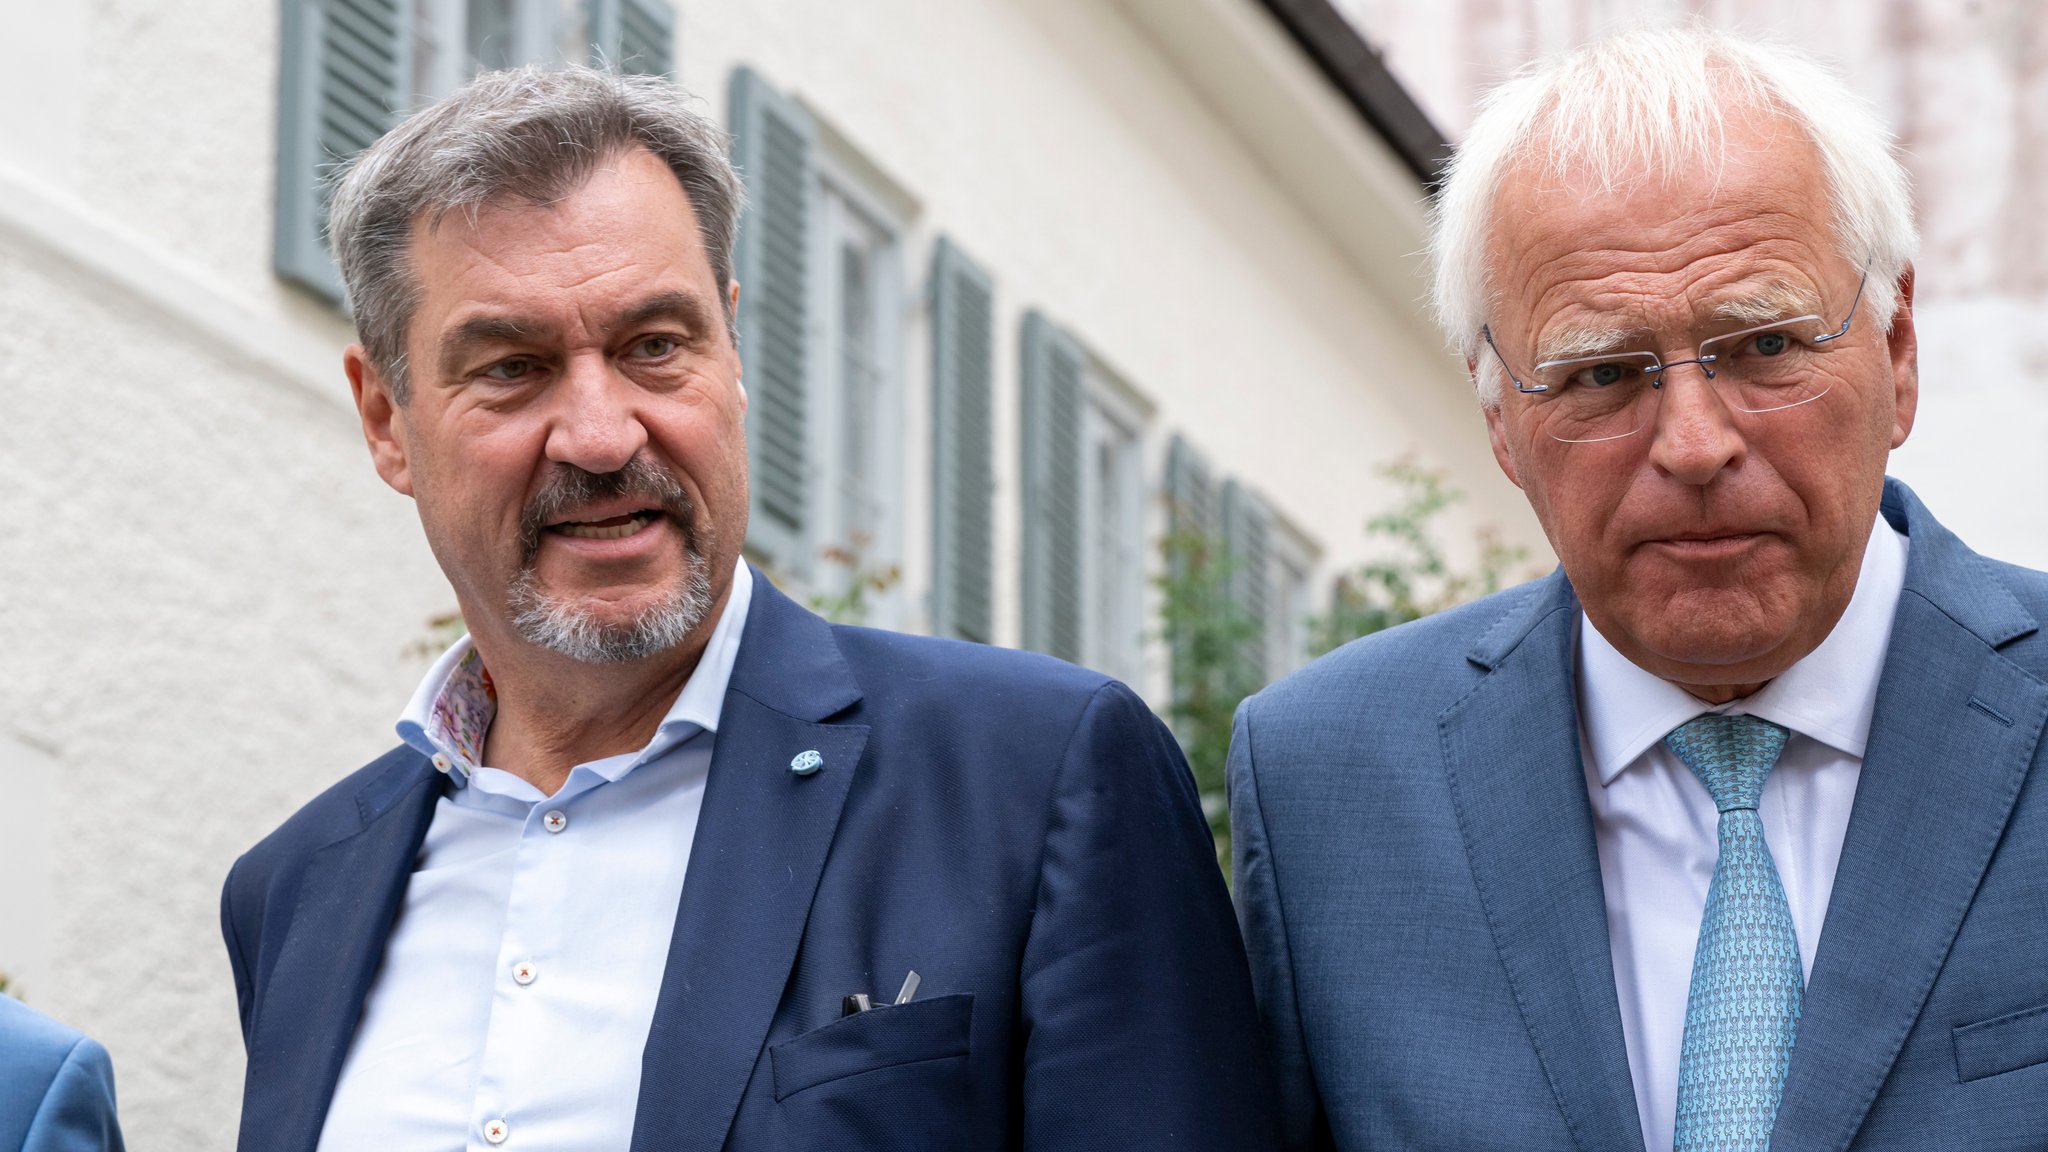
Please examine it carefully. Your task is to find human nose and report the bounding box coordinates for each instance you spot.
[1644,359,1746,485]
[543,352,648,474]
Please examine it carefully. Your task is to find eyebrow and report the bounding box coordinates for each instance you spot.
[438,315,543,378]
[1711,282,1824,325]
[434,290,721,378]
[1536,322,1638,364]
[609,290,719,339]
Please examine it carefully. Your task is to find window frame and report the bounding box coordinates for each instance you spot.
[1262,512,1321,679]
[801,140,910,628]
[1076,360,1153,688]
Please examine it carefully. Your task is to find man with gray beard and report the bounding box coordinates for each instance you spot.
[220,67,1276,1152]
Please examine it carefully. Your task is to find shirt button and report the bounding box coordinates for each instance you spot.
[542,810,568,834]
[512,960,538,986]
[431,752,453,773]
[483,1118,509,1144]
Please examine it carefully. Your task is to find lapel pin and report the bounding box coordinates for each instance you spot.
[790,749,824,776]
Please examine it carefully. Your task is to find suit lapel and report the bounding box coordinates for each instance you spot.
[631,573,868,1152]
[244,752,440,1152]
[1439,574,1646,1152]
[1772,481,2047,1152]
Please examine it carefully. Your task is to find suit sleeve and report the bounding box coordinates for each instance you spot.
[220,859,258,1045]
[23,1036,126,1152]
[1017,680,1281,1151]
[1230,698,1333,1152]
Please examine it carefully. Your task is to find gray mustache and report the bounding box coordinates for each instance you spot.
[517,456,695,566]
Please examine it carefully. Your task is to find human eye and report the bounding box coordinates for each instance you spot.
[1564,360,1641,390]
[481,356,541,382]
[629,335,678,359]
[1714,322,1817,363]
[1745,328,1798,356]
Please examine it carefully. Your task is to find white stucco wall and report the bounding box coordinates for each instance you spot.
[0,1,1535,1146]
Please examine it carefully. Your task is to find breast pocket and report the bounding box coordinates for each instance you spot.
[770,992,974,1148]
[1953,1001,2048,1082]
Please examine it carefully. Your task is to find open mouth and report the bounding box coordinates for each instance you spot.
[550,510,663,541]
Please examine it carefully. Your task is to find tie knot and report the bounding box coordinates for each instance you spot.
[1664,713,1789,812]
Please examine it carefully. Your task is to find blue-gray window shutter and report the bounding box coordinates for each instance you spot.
[588,0,674,75]
[275,0,408,304]
[1020,312,1085,661]
[1165,434,1218,703]
[930,238,996,644]
[729,66,814,572]
[1222,479,1272,686]
[1165,434,1218,552]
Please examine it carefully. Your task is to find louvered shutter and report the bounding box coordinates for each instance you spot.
[615,0,673,74]
[930,239,996,644]
[1222,479,1273,687]
[1165,435,1218,705]
[1020,312,1085,661]
[729,67,814,572]
[1165,435,1218,553]
[589,0,674,75]
[275,0,408,304]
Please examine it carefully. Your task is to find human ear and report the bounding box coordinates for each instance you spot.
[1884,265,1919,449]
[346,345,415,496]
[1490,383,1523,485]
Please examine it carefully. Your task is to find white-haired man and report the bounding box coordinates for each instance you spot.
[1231,26,2048,1152]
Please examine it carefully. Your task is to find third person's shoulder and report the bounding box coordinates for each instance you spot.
[1236,573,1570,767]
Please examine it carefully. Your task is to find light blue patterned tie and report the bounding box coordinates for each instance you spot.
[1665,713,1801,1152]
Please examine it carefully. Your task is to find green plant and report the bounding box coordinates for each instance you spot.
[1158,461,1527,868]
[1157,527,1264,863]
[408,609,469,661]
[0,968,16,999]
[807,534,902,626]
[1313,461,1525,654]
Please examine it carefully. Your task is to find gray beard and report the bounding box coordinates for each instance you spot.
[504,455,716,664]
[506,552,715,663]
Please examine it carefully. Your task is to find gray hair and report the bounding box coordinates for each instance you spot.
[1429,26,1918,406]
[328,65,746,402]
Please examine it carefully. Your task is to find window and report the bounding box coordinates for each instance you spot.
[1264,518,1319,679]
[809,168,906,625]
[276,0,674,302]
[1018,314,1154,678]
[1078,374,1148,686]
[728,67,916,626]
[411,0,595,97]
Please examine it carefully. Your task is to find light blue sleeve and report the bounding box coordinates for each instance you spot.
[23,1036,126,1152]
[1229,697,1333,1152]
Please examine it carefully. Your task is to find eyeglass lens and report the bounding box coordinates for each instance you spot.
[1530,316,1836,443]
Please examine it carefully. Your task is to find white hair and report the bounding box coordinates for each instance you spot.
[1429,25,1917,405]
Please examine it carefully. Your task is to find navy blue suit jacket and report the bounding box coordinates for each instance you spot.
[1233,479,2048,1150]
[223,572,1277,1151]
[0,995,125,1152]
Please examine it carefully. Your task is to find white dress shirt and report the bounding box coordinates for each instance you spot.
[1577,517,1906,1152]
[318,561,753,1152]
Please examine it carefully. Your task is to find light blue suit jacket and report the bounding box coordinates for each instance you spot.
[1232,478,2048,1151]
[0,996,125,1152]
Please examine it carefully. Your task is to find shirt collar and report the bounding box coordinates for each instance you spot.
[397,559,755,786]
[1577,513,1909,786]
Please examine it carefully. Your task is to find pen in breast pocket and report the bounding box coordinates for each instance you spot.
[842,970,921,1018]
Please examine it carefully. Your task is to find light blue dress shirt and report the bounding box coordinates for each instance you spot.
[317,561,752,1152]
[1577,518,1906,1152]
